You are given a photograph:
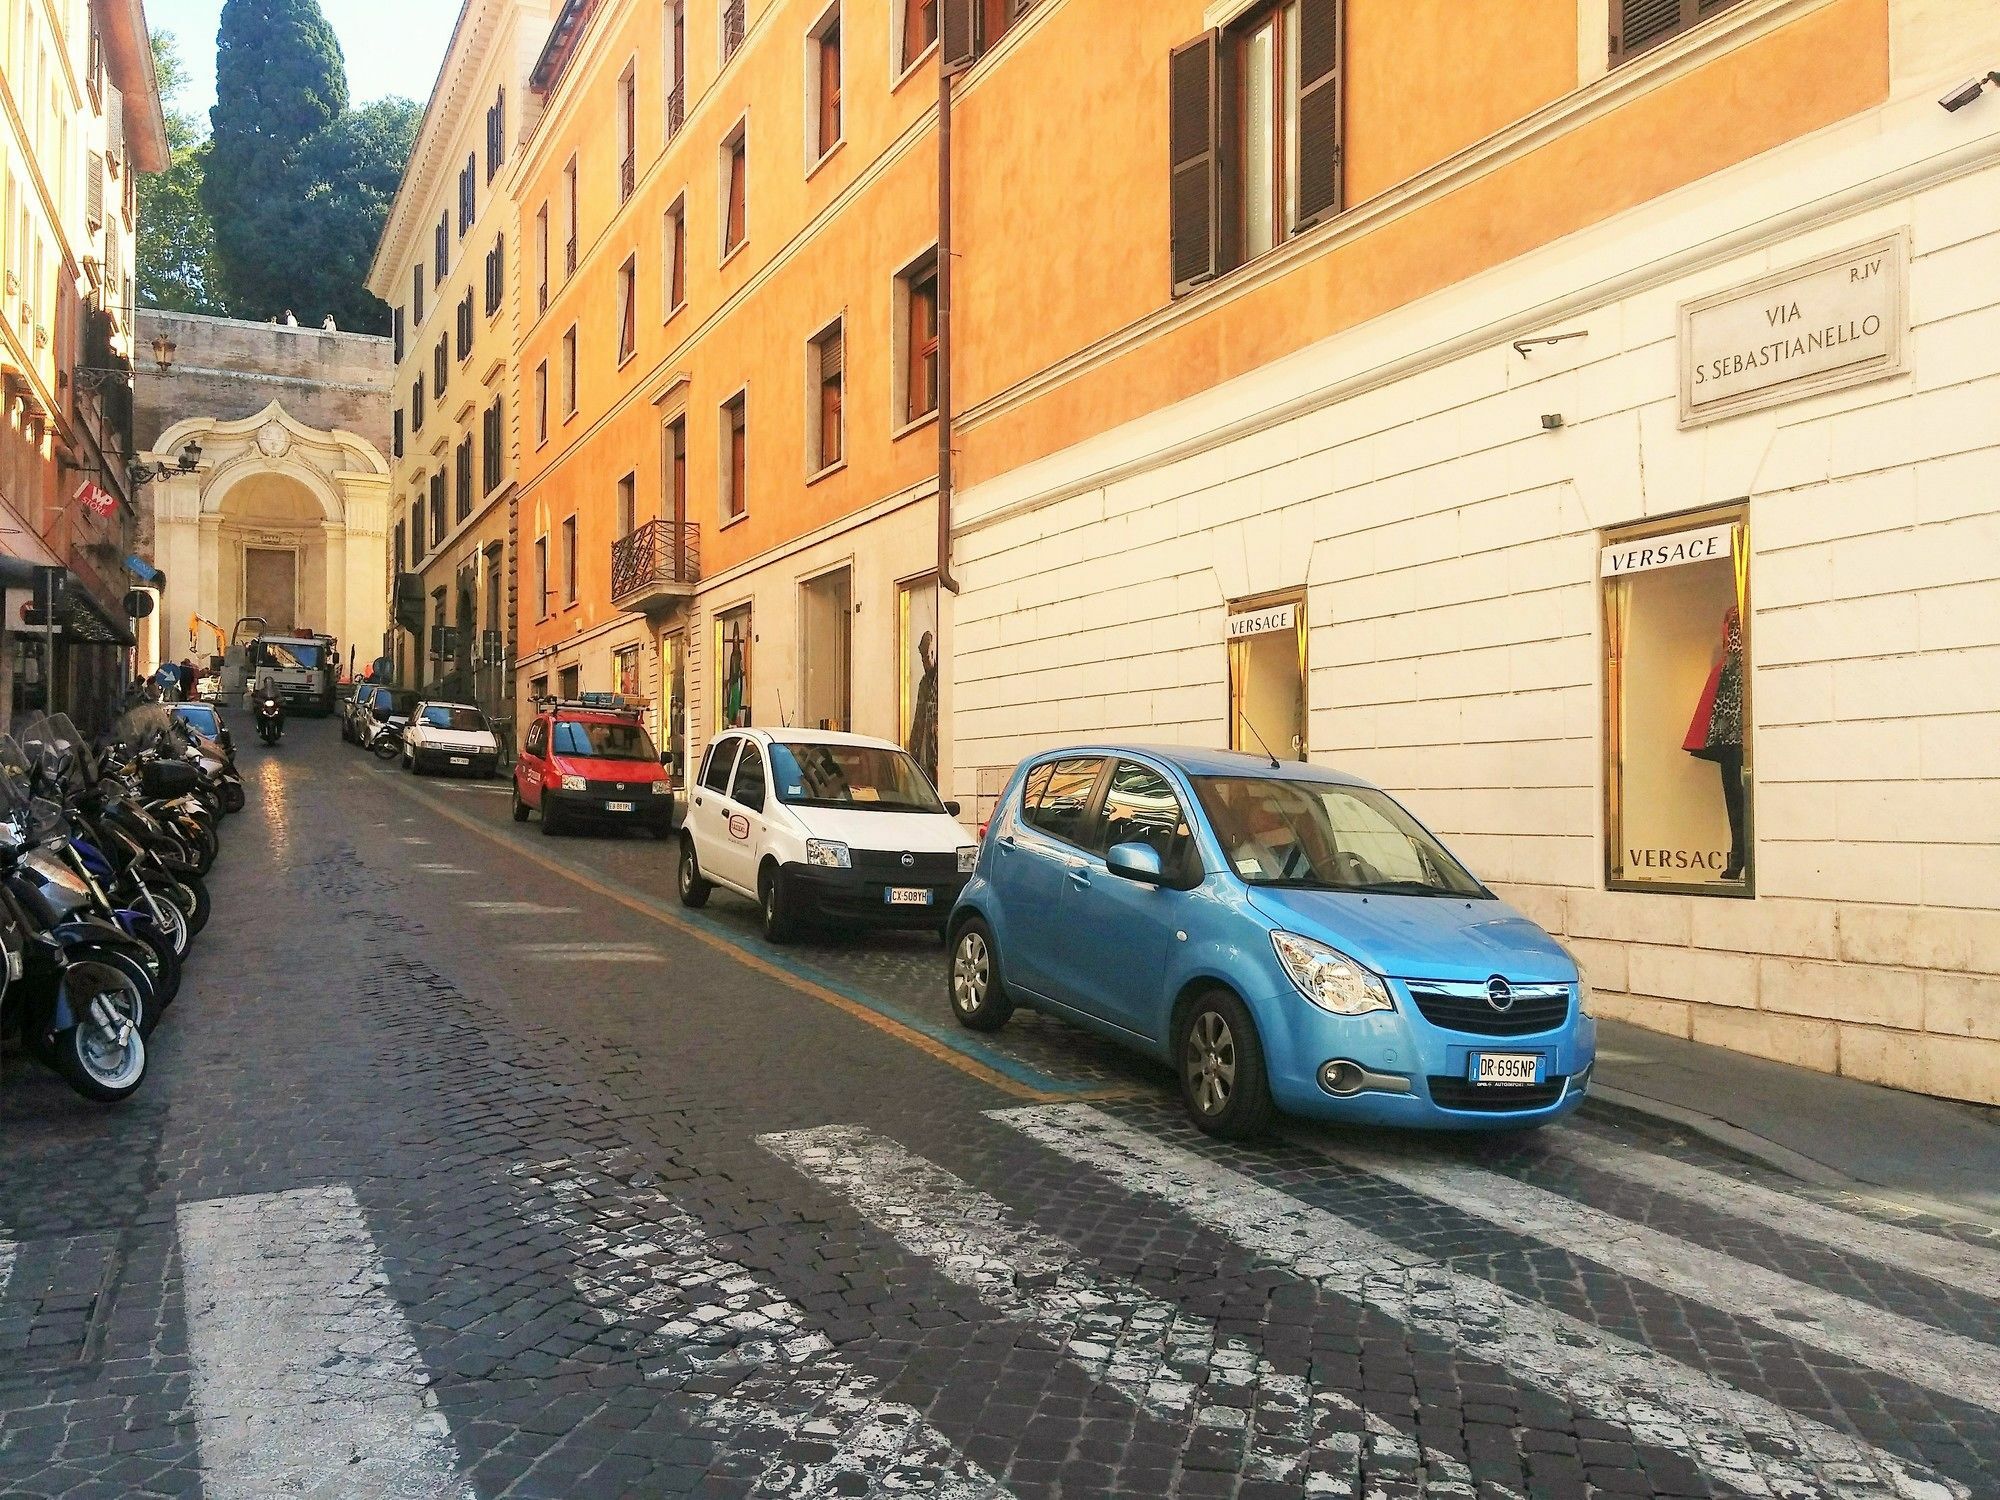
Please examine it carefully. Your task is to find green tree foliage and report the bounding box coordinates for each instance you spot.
[196,0,416,330]
[136,33,226,314]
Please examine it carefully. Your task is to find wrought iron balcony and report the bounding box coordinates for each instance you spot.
[610,518,700,612]
[667,82,685,138]
[620,155,636,202]
[722,0,745,61]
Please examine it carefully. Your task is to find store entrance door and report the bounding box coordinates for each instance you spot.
[660,629,687,789]
[1228,595,1307,761]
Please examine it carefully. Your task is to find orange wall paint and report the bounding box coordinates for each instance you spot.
[512,0,947,669]
[952,0,1888,487]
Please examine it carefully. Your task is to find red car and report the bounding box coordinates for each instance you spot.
[512,697,675,838]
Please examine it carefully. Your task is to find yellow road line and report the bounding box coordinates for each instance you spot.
[378,773,1140,1105]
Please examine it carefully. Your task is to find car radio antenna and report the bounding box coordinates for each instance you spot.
[775,688,792,728]
[1241,718,1282,770]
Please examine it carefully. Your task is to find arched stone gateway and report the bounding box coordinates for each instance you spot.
[143,402,389,671]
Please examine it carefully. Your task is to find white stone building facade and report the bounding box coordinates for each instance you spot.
[948,13,2000,1105]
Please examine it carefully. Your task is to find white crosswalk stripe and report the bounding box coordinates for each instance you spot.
[999,1104,1968,1500]
[509,942,664,963]
[1308,1137,2000,1411]
[513,1153,1010,1499]
[764,1122,1514,1498]
[462,901,581,916]
[178,1186,474,1500]
[1553,1130,2000,1299]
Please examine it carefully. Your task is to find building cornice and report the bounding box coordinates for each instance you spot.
[94,0,167,171]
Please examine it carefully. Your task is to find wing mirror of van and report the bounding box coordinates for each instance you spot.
[943,799,962,817]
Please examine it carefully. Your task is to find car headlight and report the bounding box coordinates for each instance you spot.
[1271,931,1394,1017]
[805,839,851,869]
[650,781,671,796]
[560,774,587,792]
[957,844,978,874]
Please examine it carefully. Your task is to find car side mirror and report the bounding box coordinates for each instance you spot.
[943,799,961,817]
[1106,841,1166,885]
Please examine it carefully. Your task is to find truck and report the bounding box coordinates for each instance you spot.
[218,617,339,715]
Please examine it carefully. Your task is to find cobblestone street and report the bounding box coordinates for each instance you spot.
[1,721,1995,1500]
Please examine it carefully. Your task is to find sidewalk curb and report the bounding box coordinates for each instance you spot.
[1583,1086,2000,1233]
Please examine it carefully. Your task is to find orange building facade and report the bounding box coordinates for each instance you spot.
[508,0,954,789]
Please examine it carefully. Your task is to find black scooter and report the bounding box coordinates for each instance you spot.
[254,688,285,746]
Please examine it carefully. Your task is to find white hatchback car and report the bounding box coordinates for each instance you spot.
[678,728,977,942]
[403,701,501,777]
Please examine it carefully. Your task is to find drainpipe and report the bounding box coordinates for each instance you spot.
[935,54,960,595]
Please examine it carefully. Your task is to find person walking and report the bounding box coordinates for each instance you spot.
[178,656,197,702]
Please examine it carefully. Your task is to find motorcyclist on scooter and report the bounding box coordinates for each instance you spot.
[253,678,285,746]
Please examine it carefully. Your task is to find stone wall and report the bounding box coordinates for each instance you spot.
[133,311,394,458]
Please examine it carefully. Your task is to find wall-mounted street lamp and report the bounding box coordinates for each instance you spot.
[73,332,179,393]
[130,439,202,487]
[1939,72,2000,112]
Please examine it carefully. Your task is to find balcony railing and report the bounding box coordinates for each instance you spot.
[722,0,745,61]
[620,154,636,202]
[610,518,700,610]
[667,81,685,138]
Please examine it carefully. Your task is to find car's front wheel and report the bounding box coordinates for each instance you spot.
[759,863,798,944]
[948,917,1014,1032]
[511,783,530,822]
[678,837,711,907]
[1175,988,1276,1140]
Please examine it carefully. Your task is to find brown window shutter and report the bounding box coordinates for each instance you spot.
[941,0,977,70]
[86,152,104,229]
[820,326,843,382]
[1612,0,1743,64]
[1168,32,1220,296]
[1294,0,1343,230]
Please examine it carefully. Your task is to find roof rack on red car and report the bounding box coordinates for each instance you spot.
[531,692,645,718]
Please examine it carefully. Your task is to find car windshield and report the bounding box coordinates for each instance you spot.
[554,720,657,760]
[173,705,220,736]
[423,706,488,732]
[768,742,944,813]
[375,691,417,718]
[253,640,323,671]
[1192,775,1488,898]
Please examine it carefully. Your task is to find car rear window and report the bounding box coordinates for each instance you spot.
[424,706,489,732]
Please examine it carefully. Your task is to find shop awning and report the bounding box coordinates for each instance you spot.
[56,578,136,647]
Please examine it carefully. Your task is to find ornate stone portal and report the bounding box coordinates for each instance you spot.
[142,401,390,669]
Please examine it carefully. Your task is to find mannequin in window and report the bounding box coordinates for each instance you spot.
[1683,606,1746,880]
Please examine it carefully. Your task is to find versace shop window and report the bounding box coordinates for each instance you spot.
[1602,508,1752,895]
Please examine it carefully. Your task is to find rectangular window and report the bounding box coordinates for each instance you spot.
[614,644,642,701]
[394,520,405,577]
[897,249,938,426]
[664,195,686,312]
[486,88,506,180]
[535,361,549,444]
[485,236,504,316]
[798,567,851,732]
[715,603,751,728]
[482,400,503,492]
[561,515,578,604]
[458,154,476,237]
[1168,0,1341,296]
[1603,508,1752,894]
[534,536,549,617]
[664,414,686,521]
[619,66,638,203]
[810,6,842,162]
[562,325,578,414]
[412,375,426,432]
[393,305,405,362]
[899,0,937,73]
[666,0,687,136]
[1227,592,1308,762]
[1612,0,1747,64]
[808,317,842,472]
[564,158,579,277]
[720,119,747,257]
[536,205,550,313]
[720,389,747,520]
[457,291,474,361]
[617,255,638,363]
[434,336,449,398]
[392,408,404,459]
[455,438,473,521]
[412,264,425,324]
[720,0,746,64]
[558,664,580,699]
[616,472,637,538]
[897,574,940,783]
[412,500,426,561]
[435,213,449,284]
[430,472,446,543]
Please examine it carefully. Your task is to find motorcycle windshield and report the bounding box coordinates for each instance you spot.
[0,730,69,845]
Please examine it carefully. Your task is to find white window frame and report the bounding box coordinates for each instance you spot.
[719,384,749,524]
[805,313,845,480]
[889,242,940,439]
[804,1,843,173]
[718,114,749,262]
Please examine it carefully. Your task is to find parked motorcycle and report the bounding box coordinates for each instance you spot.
[372,720,404,762]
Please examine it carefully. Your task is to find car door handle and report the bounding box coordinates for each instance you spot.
[997,835,1016,850]
[1066,868,1091,888]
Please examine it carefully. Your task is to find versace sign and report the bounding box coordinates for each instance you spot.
[1679,234,1907,427]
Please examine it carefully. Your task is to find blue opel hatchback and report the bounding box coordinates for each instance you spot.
[947,746,1595,1137]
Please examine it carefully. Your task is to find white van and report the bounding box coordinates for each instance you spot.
[678,728,976,942]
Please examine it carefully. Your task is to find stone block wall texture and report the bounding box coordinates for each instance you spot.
[132,311,394,457]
